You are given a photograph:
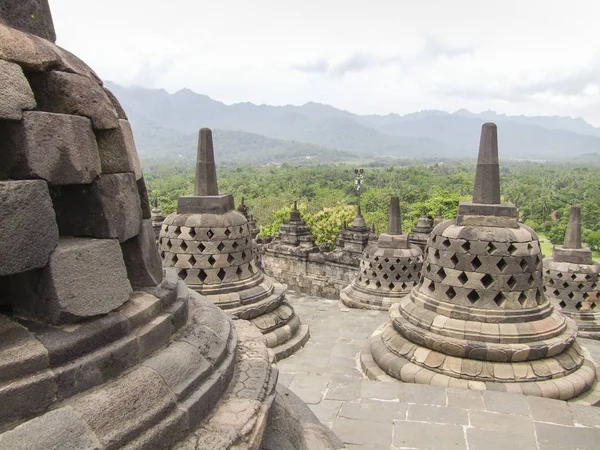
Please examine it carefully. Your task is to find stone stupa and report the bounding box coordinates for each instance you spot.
[159,129,309,360]
[335,205,371,254]
[341,197,423,310]
[544,206,600,339]
[362,123,599,402]
[408,207,433,251]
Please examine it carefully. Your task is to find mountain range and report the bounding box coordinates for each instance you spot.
[105,82,600,164]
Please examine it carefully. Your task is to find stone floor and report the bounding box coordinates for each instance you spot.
[278,291,600,450]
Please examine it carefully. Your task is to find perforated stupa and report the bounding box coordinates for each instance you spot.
[362,123,599,402]
[341,197,423,310]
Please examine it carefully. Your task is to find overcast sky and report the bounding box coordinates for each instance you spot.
[50,0,600,125]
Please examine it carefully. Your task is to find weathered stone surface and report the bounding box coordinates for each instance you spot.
[28,71,118,129]
[0,59,35,119]
[51,173,142,242]
[0,111,101,184]
[564,206,582,249]
[473,123,500,205]
[0,0,56,41]
[0,407,100,450]
[12,238,132,324]
[0,23,58,70]
[137,177,152,219]
[0,180,58,276]
[121,219,163,289]
[194,128,218,196]
[95,119,142,179]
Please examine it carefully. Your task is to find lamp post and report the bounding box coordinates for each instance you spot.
[354,168,364,213]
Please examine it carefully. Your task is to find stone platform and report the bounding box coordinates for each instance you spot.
[279,291,600,450]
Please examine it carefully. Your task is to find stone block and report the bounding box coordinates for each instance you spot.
[0,111,101,184]
[0,23,58,70]
[51,173,142,242]
[0,0,56,41]
[137,177,152,219]
[27,71,118,129]
[0,180,58,276]
[95,119,142,179]
[103,87,128,119]
[177,194,235,214]
[11,238,132,324]
[121,219,163,289]
[0,59,35,120]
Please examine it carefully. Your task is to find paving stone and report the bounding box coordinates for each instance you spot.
[527,396,574,425]
[446,387,485,410]
[393,421,466,449]
[288,373,330,404]
[535,422,600,450]
[468,410,536,435]
[0,180,58,276]
[569,403,600,428]
[277,372,294,388]
[307,399,343,424]
[360,379,398,400]
[407,403,468,425]
[325,378,361,401]
[398,382,447,406]
[467,427,538,450]
[340,399,407,423]
[0,59,36,120]
[332,417,393,448]
[481,389,529,416]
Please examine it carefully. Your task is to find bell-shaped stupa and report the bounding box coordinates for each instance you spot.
[159,129,309,360]
[341,197,423,310]
[362,123,598,402]
[544,206,600,339]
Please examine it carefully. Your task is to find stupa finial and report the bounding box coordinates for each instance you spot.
[564,206,582,249]
[472,123,500,204]
[194,128,219,196]
[387,197,402,235]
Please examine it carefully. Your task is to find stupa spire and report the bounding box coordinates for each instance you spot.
[564,206,582,249]
[194,128,219,196]
[472,123,500,205]
[387,197,402,235]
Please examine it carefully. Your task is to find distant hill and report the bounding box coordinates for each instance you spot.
[106,82,600,163]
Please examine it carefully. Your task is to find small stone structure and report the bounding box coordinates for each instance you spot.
[0,4,338,448]
[151,198,165,242]
[335,206,371,254]
[159,129,309,360]
[543,206,600,339]
[341,197,423,310]
[408,207,433,251]
[278,201,319,250]
[362,123,599,402]
[433,207,444,227]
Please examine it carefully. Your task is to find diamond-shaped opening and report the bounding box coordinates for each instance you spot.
[437,267,447,281]
[528,275,535,286]
[172,254,179,264]
[384,257,390,263]
[481,273,494,289]
[208,255,216,266]
[217,242,225,252]
[461,241,471,252]
[568,292,575,299]
[198,270,207,282]
[591,303,598,311]
[559,300,567,309]
[401,265,408,272]
[207,229,214,239]
[174,226,182,237]
[527,243,533,252]
[224,228,232,238]
[388,282,395,290]
[450,254,459,266]
[497,258,508,272]
[458,272,468,285]
[407,273,413,280]
[562,282,569,289]
[236,266,244,279]
[576,302,583,311]
[217,268,226,281]
[390,265,396,272]
[407,258,413,265]
[556,272,563,279]
[377,264,383,270]
[189,255,197,266]
[553,289,560,297]
[401,282,408,289]
[177,269,187,280]
[578,283,584,290]
[232,241,239,250]
[181,241,188,251]
[518,292,527,305]
[494,292,506,307]
[160,251,165,259]
[248,263,254,274]
[549,278,555,286]
[507,276,517,289]
[445,286,456,300]
[545,269,551,275]
[227,254,235,264]
[395,274,401,281]
[396,258,402,264]
[375,281,382,288]
[198,242,206,253]
[441,238,451,249]
[592,282,598,290]
[471,256,482,270]
[239,226,244,233]
[189,228,197,238]
[583,292,590,300]
[571,273,577,280]
[585,274,592,281]
[383,273,389,280]
[428,281,436,292]
[519,259,528,272]
[242,251,247,260]
[467,290,480,304]
[374,256,379,262]
[365,279,370,286]
[508,244,517,255]
[486,242,496,255]
[372,271,377,277]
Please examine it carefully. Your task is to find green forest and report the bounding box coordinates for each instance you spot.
[144,160,600,257]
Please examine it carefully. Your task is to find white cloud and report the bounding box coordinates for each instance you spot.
[49,0,600,125]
